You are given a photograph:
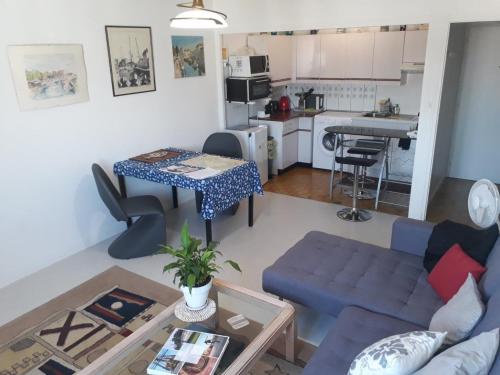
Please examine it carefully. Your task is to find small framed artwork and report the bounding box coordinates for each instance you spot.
[8,44,89,111]
[171,36,206,78]
[105,26,156,96]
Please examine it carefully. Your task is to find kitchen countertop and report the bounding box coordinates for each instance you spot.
[249,109,325,122]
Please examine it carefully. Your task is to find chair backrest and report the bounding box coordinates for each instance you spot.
[91,164,128,222]
[202,133,243,159]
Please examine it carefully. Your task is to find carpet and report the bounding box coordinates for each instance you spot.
[0,266,303,375]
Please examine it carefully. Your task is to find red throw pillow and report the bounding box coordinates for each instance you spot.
[428,243,487,302]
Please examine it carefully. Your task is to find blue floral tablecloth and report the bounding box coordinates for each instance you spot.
[113,148,264,220]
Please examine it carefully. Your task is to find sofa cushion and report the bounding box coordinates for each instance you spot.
[470,288,500,374]
[303,306,424,375]
[263,231,443,326]
[428,243,486,302]
[480,238,500,299]
[423,220,498,273]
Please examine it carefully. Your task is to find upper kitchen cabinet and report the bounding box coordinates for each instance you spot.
[320,32,374,80]
[320,33,347,79]
[372,31,405,80]
[403,30,428,63]
[346,32,375,79]
[296,35,321,80]
[248,35,293,85]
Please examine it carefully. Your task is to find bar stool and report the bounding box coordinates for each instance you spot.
[346,146,382,200]
[335,156,377,222]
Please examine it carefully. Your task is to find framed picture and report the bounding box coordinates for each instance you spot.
[171,36,206,78]
[8,44,89,111]
[105,26,156,96]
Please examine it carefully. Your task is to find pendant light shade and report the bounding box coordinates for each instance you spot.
[171,0,228,29]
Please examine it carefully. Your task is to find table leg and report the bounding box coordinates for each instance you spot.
[205,220,212,245]
[117,175,132,228]
[285,319,296,363]
[248,194,254,227]
[172,186,178,209]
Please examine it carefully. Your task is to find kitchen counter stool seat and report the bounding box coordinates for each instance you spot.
[92,163,166,259]
[335,156,377,222]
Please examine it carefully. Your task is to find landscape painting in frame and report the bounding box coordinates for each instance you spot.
[105,26,156,96]
[172,35,206,78]
[8,44,89,111]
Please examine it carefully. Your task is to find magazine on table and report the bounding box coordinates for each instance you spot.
[147,328,230,375]
[160,165,202,174]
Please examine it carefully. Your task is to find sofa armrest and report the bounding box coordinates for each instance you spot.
[390,218,434,257]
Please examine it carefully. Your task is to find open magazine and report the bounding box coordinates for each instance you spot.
[147,329,229,375]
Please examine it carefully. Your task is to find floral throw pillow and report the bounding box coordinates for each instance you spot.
[348,331,447,375]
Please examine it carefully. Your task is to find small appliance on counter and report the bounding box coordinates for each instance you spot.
[279,96,291,112]
[265,100,280,115]
[305,94,325,111]
[295,88,314,110]
[226,76,271,103]
[228,55,269,77]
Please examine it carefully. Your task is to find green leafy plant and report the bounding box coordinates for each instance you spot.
[158,222,241,293]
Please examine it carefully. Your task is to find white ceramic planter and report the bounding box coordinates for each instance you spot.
[181,278,212,310]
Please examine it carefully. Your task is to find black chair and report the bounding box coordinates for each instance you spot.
[335,156,377,222]
[195,133,243,215]
[92,164,166,259]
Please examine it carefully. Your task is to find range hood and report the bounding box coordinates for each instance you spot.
[401,62,425,74]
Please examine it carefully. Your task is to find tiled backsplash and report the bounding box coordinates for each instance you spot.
[287,83,377,112]
[280,74,424,115]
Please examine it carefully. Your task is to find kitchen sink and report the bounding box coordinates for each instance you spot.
[363,111,392,118]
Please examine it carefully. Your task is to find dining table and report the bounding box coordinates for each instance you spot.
[113,148,264,244]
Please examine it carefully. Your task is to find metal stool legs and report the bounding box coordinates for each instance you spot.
[337,165,372,222]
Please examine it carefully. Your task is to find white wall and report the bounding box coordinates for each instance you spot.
[448,23,500,183]
[213,0,500,220]
[0,0,221,288]
[428,24,466,199]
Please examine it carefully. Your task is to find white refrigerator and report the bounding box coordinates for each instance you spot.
[225,125,269,185]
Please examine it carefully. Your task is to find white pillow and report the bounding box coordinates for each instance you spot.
[429,273,485,345]
[414,329,499,375]
[348,331,446,375]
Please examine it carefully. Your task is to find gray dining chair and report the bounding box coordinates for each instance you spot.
[195,133,243,215]
[92,164,166,259]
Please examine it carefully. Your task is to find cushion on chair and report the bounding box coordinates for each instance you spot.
[263,231,443,326]
[335,156,377,167]
[303,306,425,375]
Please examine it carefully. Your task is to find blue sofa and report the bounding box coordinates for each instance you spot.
[263,218,500,374]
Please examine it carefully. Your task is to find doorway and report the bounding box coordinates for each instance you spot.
[427,22,500,225]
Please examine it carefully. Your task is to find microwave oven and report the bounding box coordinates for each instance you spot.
[226,77,271,103]
[228,55,269,77]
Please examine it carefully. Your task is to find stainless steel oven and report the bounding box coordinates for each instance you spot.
[226,77,271,103]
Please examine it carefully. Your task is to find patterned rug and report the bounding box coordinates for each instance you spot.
[0,267,302,375]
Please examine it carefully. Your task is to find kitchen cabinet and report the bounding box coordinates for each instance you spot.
[320,32,374,80]
[283,131,299,169]
[403,30,428,63]
[320,33,347,79]
[298,117,313,163]
[296,35,321,80]
[248,35,294,85]
[372,31,405,80]
[346,32,375,79]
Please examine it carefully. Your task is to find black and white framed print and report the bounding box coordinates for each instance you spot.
[105,26,156,96]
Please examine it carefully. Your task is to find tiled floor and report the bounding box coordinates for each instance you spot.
[0,192,398,346]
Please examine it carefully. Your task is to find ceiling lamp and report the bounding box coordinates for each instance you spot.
[171,0,228,29]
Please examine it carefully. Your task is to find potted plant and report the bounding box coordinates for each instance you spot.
[158,222,241,310]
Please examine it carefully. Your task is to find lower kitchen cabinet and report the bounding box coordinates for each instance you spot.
[283,130,299,169]
[298,117,313,164]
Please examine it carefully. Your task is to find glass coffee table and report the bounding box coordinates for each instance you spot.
[79,279,296,375]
